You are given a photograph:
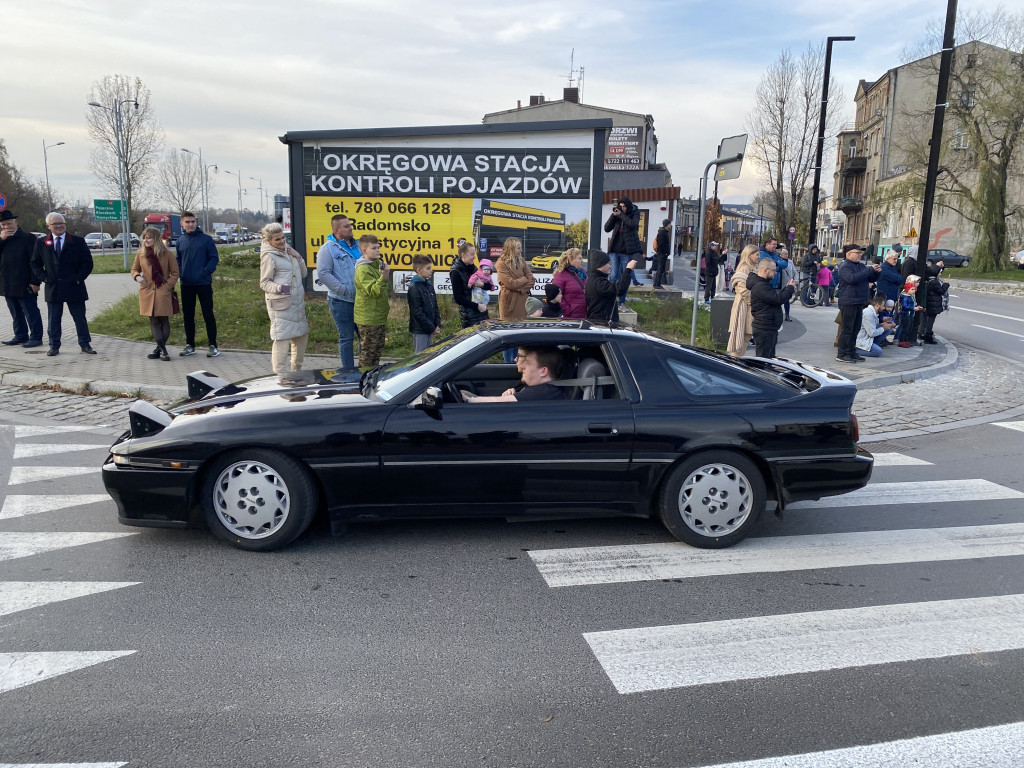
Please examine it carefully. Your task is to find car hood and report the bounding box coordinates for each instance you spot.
[170,368,367,415]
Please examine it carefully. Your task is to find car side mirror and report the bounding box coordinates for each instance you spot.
[414,386,443,411]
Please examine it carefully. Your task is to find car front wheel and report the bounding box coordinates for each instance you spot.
[201,449,317,551]
[659,451,766,548]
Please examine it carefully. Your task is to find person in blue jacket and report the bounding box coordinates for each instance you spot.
[316,214,360,372]
[175,212,220,357]
[876,247,904,302]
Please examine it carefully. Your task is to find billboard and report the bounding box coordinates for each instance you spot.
[604,125,644,170]
[284,121,608,294]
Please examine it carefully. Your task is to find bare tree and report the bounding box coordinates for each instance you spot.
[157,148,202,214]
[746,45,845,244]
[85,74,164,228]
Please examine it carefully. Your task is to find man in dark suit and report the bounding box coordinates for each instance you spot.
[29,212,96,355]
[0,209,44,347]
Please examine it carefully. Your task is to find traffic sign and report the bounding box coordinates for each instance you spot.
[789,226,796,233]
[714,134,748,181]
[94,199,123,221]
[0,193,6,210]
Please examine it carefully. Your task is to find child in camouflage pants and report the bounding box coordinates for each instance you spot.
[353,234,390,369]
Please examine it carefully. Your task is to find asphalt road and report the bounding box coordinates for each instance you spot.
[940,288,1024,364]
[2,402,1024,766]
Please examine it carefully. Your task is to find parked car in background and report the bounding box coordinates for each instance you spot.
[530,253,559,271]
[112,232,140,248]
[927,248,971,268]
[84,232,115,249]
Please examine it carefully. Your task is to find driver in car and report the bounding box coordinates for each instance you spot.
[461,346,565,402]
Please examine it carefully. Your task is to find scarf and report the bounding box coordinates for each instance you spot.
[567,264,587,285]
[146,246,165,287]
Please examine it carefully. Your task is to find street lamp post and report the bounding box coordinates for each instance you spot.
[42,140,65,212]
[180,147,212,232]
[88,98,138,270]
[249,176,265,219]
[808,35,855,250]
[223,170,243,240]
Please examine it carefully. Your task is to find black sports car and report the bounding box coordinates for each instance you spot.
[102,322,873,551]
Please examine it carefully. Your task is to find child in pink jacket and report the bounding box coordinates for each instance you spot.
[817,264,834,306]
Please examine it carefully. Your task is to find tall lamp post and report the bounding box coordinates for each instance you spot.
[808,35,855,250]
[180,147,213,232]
[88,98,138,270]
[249,176,265,219]
[223,169,244,240]
[42,140,65,212]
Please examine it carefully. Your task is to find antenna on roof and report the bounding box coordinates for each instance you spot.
[564,49,585,102]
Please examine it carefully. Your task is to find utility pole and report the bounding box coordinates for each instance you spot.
[42,140,65,212]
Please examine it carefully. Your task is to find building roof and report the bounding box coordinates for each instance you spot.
[483,100,653,124]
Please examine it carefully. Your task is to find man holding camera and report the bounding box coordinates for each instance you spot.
[603,197,642,308]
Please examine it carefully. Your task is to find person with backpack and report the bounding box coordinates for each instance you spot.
[921,270,950,344]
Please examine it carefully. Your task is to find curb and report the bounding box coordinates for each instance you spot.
[848,336,959,390]
[861,401,1024,443]
[0,370,187,404]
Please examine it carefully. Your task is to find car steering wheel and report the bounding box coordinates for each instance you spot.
[444,381,464,403]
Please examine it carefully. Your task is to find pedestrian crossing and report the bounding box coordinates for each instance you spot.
[530,437,1024,764]
[0,422,131,767]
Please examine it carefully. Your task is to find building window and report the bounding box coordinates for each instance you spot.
[966,53,978,69]
[959,88,975,108]
[953,125,969,150]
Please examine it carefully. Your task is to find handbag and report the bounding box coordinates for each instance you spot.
[171,290,180,315]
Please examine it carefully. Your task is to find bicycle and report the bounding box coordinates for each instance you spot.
[797,270,826,307]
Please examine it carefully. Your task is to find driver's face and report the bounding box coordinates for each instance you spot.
[520,353,547,387]
[515,348,528,373]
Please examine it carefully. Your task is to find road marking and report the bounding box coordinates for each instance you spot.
[970,324,1024,341]
[870,452,933,466]
[7,466,100,485]
[0,651,136,695]
[993,421,1024,433]
[530,523,1024,587]
[13,443,109,460]
[14,425,109,438]
[953,306,1024,324]
[0,763,127,768]
[0,582,140,617]
[584,593,1024,693]
[692,720,1024,767]
[789,479,1023,509]
[0,494,110,520]
[0,533,137,563]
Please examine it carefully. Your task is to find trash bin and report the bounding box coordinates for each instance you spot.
[709,295,733,346]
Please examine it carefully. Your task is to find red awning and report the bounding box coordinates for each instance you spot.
[603,187,681,204]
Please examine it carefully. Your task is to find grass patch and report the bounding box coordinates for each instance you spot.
[955,263,1024,282]
[91,244,260,276]
[91,272,723,358]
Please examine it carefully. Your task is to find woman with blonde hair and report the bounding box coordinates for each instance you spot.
[259,222,308,376]
[551,247,587,319]
[130,226,179,361]
[726,244,761,357]
[495,237,535,361]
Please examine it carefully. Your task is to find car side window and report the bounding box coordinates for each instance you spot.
[665,356,763,398]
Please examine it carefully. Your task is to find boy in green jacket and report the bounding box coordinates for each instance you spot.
[354,234,390,369]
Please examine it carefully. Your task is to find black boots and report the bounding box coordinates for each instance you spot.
[149,342,170,360]
[147,346,161,360]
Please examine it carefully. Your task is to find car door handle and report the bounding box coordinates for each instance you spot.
[587,423,618,435]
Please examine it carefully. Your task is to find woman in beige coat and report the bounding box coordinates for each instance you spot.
[130,227,179,361]
[727,244,761,357]
[259,222,308,376]
[494,237,535,362]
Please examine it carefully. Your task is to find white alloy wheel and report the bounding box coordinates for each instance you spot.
[212,459,291,539]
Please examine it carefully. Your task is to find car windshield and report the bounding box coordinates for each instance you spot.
[373,327,488,402]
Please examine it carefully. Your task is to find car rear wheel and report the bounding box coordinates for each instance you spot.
[659,451,766,549]
[201,449,317,551]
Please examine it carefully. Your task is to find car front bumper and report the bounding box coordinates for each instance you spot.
[102,460,196,528]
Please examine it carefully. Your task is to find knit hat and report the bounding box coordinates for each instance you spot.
[885,299,895,309]
[478,258,494,272]
[544,283,560,302]
[525,296,543,316]
[589,249,610,270]
[662,218,672,226]
[892,242,903,252]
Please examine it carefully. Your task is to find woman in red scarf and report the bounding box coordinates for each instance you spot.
[130,226,180,360]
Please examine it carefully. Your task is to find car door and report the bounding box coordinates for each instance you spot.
[378,346,635,516]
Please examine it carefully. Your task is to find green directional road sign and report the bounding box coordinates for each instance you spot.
[94,199,124,221]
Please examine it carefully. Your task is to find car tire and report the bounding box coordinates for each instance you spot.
[201,449,317,551]
[659,451,766,549]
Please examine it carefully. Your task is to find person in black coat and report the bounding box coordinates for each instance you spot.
[29,212,96,355]
[701,242,722,302]
[450,242,488,328]
[653,219,671,289]
[603,197,642,306]
[0,210,44,347]
[585,250,635,325]
[921,271,949,344]
[407,255,441,353]
[747,258,795,359]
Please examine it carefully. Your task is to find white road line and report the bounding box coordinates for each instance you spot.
[993,421,1024,433]
[0,495,110,520]
[0,582,140,618]
[693,720,1024,767]
[789,478,1023,509]
[0,651,136,695]
[584,593,1024,693]
[0,764,128,768]
[0,533,137,563]
[13,443,109,460]
[7,466,100,485]
[14,425,109,438]
[970,324,1024,341]
[530,523,1024,587]
[870,452,933,467]
[953,306,1024,324]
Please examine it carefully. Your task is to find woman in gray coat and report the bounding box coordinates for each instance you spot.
[259,222,308,375]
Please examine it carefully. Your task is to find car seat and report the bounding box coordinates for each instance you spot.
[576,357,610,400]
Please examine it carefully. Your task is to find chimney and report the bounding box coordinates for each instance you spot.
[564,87,579,103]
[517,100,521,109]
[529,94,545,106]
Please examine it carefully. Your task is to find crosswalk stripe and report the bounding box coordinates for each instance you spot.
[692,720,1024,767]
[0,651,136,695]
[0,582,141,618]
[0,533,137,563]
[529,522,1024,587]
[789,479,1023,509]
[584,593,1024,694]
[0,495,110,520]
[870,452,933,467]
[14,425,109,438]
[7,466,100,485]
[13,443,109,460]
[993,421,1024,433]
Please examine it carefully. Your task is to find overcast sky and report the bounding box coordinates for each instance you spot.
[3,0,996,215]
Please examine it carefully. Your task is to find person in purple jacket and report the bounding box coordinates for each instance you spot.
[551,248,587,319]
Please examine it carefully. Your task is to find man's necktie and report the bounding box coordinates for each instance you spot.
[54,236,62,258]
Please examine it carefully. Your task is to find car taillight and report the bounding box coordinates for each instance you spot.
[851,414,860,442]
